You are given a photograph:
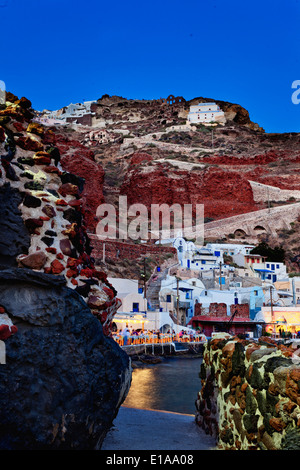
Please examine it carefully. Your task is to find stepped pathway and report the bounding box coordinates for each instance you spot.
[146,268,169,311]
[101,407,216,451]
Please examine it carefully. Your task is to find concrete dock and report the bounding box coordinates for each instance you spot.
[101,406,217,451]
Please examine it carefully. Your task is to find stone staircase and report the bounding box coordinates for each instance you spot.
[146,268,169,311]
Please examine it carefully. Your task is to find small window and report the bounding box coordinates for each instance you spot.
[166,294,171,303]
[254,290,258,296]
[132,303,139,312]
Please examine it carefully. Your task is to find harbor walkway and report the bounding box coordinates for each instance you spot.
[101,406,217,451]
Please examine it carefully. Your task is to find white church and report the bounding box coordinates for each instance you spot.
[187,102,225,125]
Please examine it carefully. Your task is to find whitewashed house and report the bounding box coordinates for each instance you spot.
[107,277,147,314]
[199,286,265,319]
[187,102,226,125]
[206,243,255,265]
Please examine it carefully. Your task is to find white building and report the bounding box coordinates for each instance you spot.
[199,285,265,318]
[187,102,226,125]
[108,277,147,314]
[206,243,255,265]
[159,275,205,322]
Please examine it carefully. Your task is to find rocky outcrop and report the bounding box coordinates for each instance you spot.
[0,268,131,449]
[0,94,120,335]
[187,97,264,131]
[196,334,300,450]
[0,94,131,449]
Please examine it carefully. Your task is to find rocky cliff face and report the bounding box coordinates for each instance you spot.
[0,93,131,449]
[119,163,258,221]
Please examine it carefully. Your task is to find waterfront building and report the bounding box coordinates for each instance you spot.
[108,277,147,314]
[254,306,300,338]
[108,276,192,334]
[243,254,287,283]
[188,301,262,338]
[197,285,265,319]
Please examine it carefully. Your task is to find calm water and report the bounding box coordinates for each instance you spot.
[123,357,202,415]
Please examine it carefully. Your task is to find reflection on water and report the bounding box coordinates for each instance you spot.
[124,357,202,415]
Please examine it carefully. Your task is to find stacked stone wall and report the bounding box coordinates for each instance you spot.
[209,302,227,317]
[250,181,300,203]
[195,335,300,450]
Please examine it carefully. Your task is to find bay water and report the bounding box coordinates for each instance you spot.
[123,357,203,415]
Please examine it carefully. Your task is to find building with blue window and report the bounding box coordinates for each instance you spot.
[244,254,287,283]
[197,286,265,319]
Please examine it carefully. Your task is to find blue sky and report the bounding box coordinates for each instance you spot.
[0,0,300,133]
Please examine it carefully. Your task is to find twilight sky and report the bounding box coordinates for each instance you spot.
[0,0,300,132]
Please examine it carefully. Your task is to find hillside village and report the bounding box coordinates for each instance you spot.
[29,94,300,343]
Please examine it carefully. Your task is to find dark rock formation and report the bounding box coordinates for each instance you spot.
[0,183,31,266]
[0,268,131,449]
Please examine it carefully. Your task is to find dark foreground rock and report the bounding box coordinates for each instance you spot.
[0,268,131,450]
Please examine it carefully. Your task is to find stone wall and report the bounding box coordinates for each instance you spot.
[209,302,227,317]
[204,202,300,241]
[195,334,300,450]
[250,181,300,203]
[89,235,177,262]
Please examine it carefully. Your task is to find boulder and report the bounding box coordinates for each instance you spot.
[0,268,131,449]
[17,252,47,270]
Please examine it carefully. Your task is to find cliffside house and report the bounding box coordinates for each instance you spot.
[187,102,225,124]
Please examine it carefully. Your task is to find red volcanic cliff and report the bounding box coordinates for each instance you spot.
[119,166,259,220]
[44,131,105,231]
